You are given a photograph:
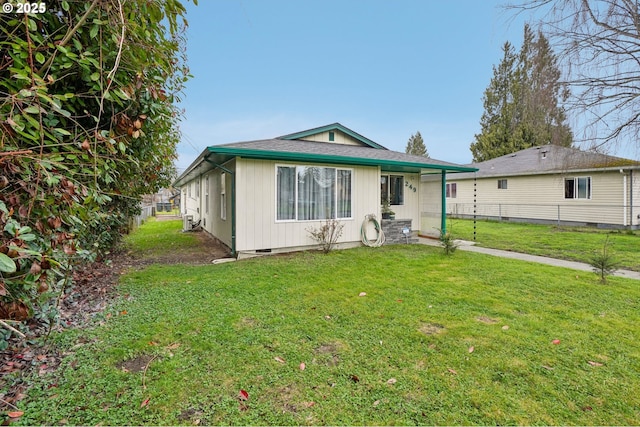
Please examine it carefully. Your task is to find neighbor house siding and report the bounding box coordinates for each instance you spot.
[446,171,633,226]
[234,158,379,252]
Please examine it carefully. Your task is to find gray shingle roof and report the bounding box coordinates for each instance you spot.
[452,145,640,180]
[216,138,464,169]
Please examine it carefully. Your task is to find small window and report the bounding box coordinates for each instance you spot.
[220,173,227,220]
[498,179,508,189]
[389,175,404,205]
[565,177,591,199]
[205,176,210,214]
[329,131,335,142]
[446,182,457,198]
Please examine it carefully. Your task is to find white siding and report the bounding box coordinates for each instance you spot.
[298,130,366,146]
[444,171,635,226]
[235,159,381,252]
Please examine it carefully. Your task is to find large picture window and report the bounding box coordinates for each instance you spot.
[277,166,352,221]
[565,177,591,199]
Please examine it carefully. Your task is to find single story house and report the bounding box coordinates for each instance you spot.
[173,123,476,257]
[423,145,640,228]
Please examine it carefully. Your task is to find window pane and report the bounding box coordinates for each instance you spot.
[380,176,389,204]
[577,177,590,199]
[390,175,404,205]
[337,170,352,218]
[451,183,457,198]
[564,178,575,199]
[277,166,296,220]
[298,167,335,220]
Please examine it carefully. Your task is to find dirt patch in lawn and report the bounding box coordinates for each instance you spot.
[419,322,446,335]
[117,354,157,373]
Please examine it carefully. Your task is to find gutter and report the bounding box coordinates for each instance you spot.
[204,153,236,257]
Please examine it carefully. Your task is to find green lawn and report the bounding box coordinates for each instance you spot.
[14,220,640,425]
[450,218,640,271]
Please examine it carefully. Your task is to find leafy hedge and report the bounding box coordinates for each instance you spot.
[0,0,194,339]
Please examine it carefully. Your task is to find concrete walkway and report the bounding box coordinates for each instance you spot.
[418,237,640,281]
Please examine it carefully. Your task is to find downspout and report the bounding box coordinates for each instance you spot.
[630,170,634,227]
[204,153,236,257]
[441,170,447,235]
[623,171,628,227]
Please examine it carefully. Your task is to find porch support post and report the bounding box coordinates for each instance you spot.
[441,170,447,235]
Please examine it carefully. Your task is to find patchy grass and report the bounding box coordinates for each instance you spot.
[125,217,199,256]
[450,219,640,271]
[15,228,640,425]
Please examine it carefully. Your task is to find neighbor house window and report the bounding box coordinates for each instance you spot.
[276,166,352,221]
[565,177,591,199]
[446,182,457,198]
[498,179,508,189]
[381,175,404,205]
[329,131,335,142]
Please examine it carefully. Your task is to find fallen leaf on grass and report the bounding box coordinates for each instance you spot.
[274,356,286,364]
[542,365,554,370]
[140,398,150,408]
[447,368,457,375]
[302,401,315,408]
[350,374,360,383]
[552,339,561,345]
[468,346,475,353]
[7,411,24,418]
[166,342,181,350]
[373,400,380,407]
[299,362,306,371]
[386,378,397,385]
[358,292,367,297]
[588,361,604,367]
[238,390,249,401]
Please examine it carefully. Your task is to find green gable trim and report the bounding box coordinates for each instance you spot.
[279,123,387,150]
[207,146,477,174]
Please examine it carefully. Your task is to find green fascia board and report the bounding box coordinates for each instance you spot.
[207,146,478,173]
[279,123,387,150]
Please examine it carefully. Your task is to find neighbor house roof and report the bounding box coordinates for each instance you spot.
[449,145,640,180]
[174,124,477,187]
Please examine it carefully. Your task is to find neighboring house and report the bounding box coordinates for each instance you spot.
[423,145,640,229]
[173,123,476,257]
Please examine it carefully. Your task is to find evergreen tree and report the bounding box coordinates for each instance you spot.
[405,131,429,157]
[470,42,519,162]
[470,25,572,162]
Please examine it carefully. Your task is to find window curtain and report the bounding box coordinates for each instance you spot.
[277,166,296,220]
[337,170,352,218]
[298,167,335,220]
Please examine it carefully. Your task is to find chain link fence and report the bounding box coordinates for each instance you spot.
[442,202,640,229]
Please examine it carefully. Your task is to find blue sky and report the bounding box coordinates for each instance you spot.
[176,0,530,172]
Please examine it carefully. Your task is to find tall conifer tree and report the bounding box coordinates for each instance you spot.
[470,25,572,162]
[405,131,429,157]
